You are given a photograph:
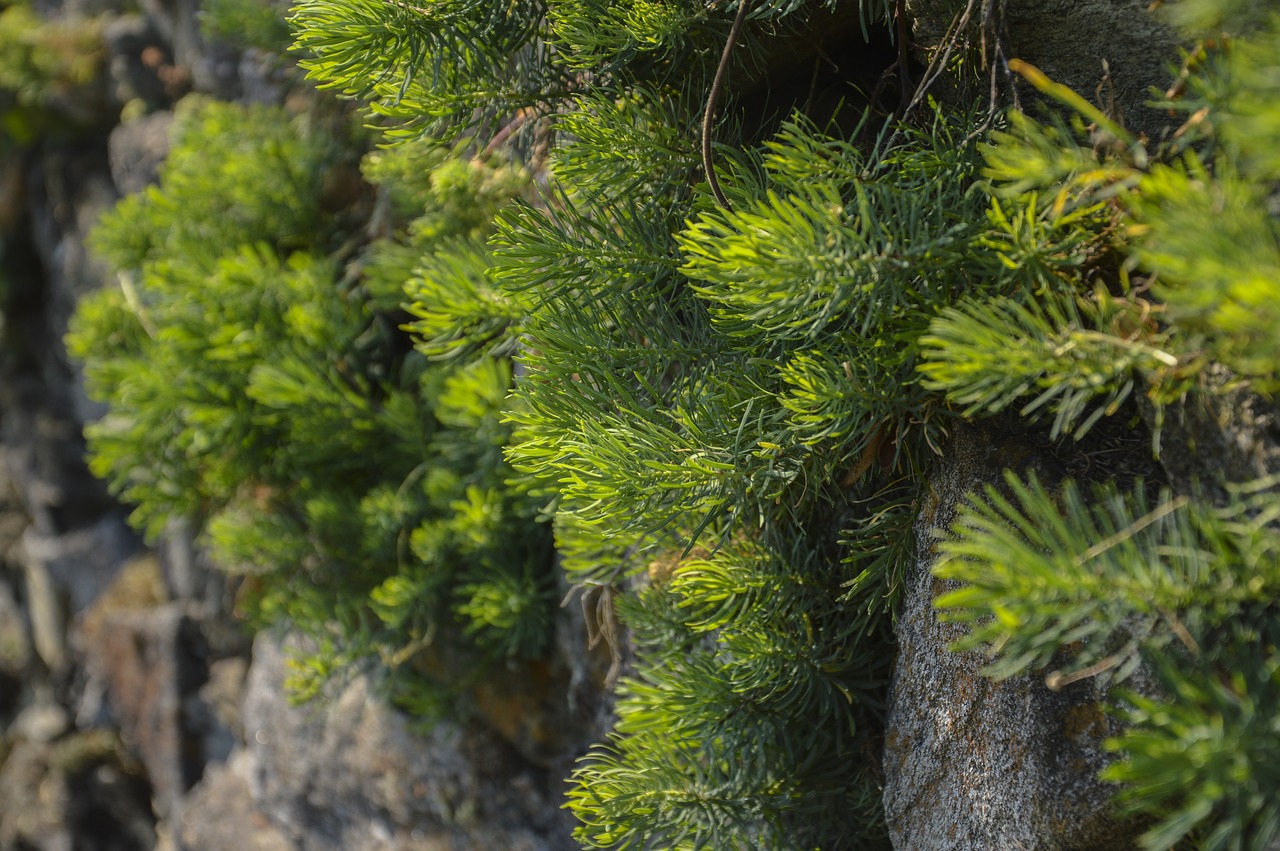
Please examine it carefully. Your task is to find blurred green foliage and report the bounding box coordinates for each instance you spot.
[69,94,555,708]
[200,0,294,53]
[0,0,107,151]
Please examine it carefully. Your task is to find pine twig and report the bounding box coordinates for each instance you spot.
[703,0,750,209]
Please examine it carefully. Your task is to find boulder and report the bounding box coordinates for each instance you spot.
[20,514,141,674]
[882,423,1148,849]
[22,514,140,612]
[168,750,293,851]
[0,577,34,684]
[0,387,116,537]
[0,729,155,851]
[1144,366,1280,504]
[905,0,1184,138]
[72,552,251,837]
[81,602,208,820]
[23,145,120,354]
[10,697,70,743]
[233,631,575,851]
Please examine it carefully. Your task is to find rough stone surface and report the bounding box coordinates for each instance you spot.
[0,577,34,681]
[24,145,120,367]
[542,573,625,840]
[0,730,156,851]
[883,423,1147,851]
[10,698,71,744]
[0,583,29,719]
[22,515,141,613]
[169,750,293,851]
[905,0,1185,139]
[407,582,616,773]
[0,7,255,850]
[236,632,574,851]
[24,556,71,674]
[1146,366,1280,503]
[237,48,293,106]
[0,382,115,537]
[197,654,249,756]
[80,601,207,819]
[20,515,141,674]
[108,111,175,196]
[68,552,249,842]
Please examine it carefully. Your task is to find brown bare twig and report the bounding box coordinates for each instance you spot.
[703,0,750,210]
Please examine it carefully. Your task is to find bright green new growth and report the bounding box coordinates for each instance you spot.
[286,1,953,844]
[69,94,555,707]
[920,292,1183,442]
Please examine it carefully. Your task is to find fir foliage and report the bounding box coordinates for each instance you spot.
[566,531,892,849]
[289,0,563,141]
[285,0,1280,844]
[920,291,1185,442]
[63,0,1280,846]
[69,94,556,709]
[288,0,953,844]
[920,3,1280,845]
[936,471,1280,849]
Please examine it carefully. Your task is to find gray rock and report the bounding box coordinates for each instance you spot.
[24,556,70,673]
[239,632,573,851]
[19,515,140,673]
[70,551,253,837]
[22,514,140,612]
[172,750,294,851]
[905,0,1185,139]
[0,577,33,680]
[11,699,70,743]
[200,654,248,739]
[79,602,207,821]
[25,137,119,318]
[1146,365,1280,503]
[0,730,156,851]
[157,514,232,609]
[0,463,31,566]
[0,387,115,536]
[104,16,178,108]
[883,424,1146,850]
[17,145,120,434]
[237,48,291,106]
